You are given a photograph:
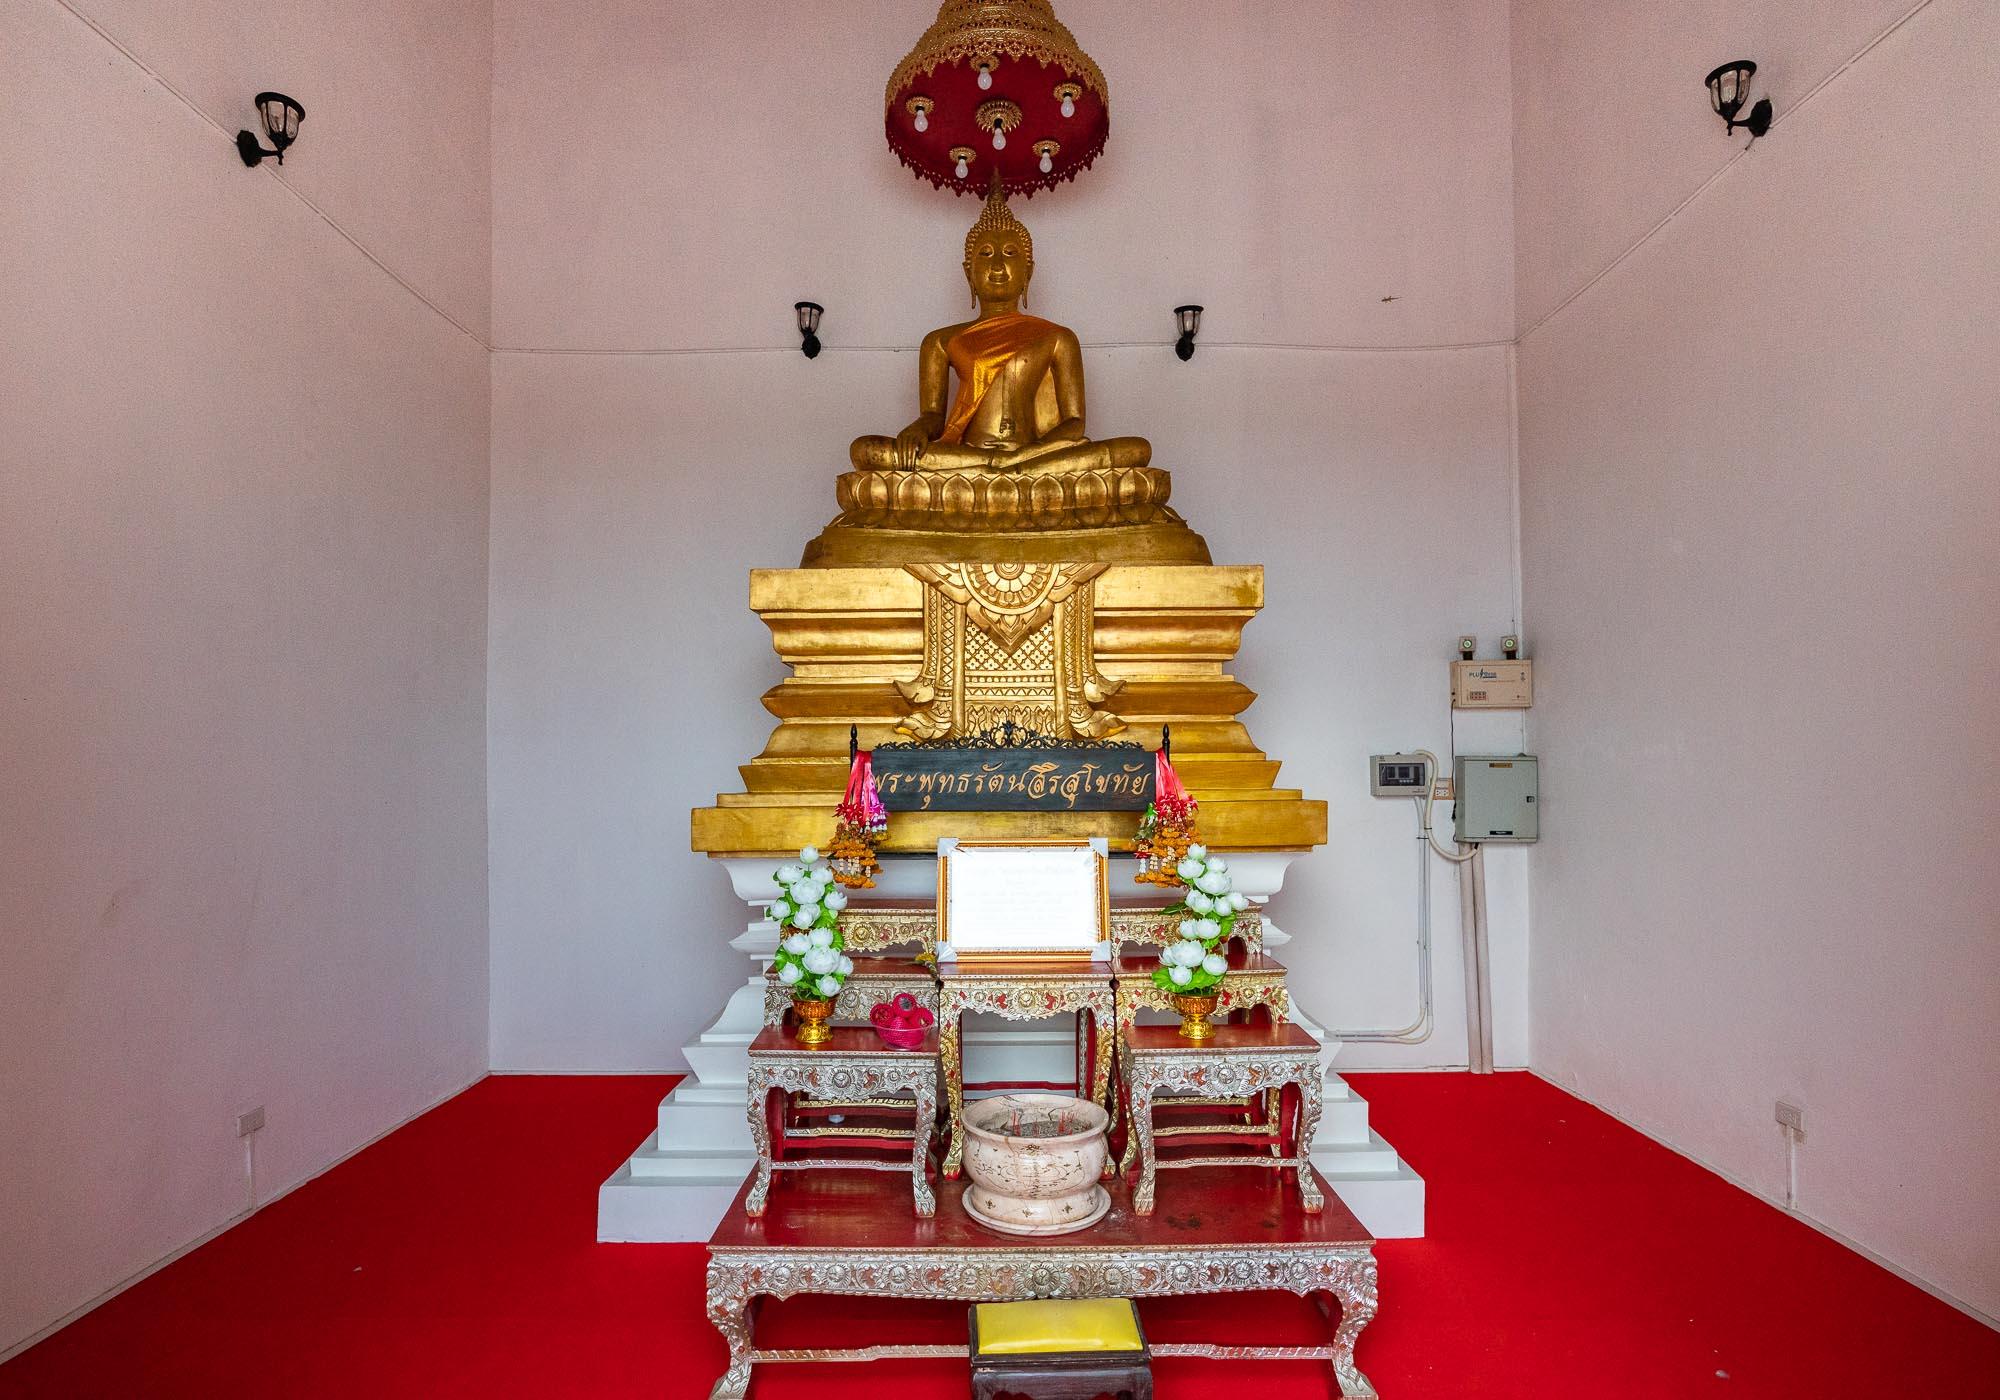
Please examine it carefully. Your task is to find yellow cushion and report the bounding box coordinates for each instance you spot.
[973,1299,1143,1356]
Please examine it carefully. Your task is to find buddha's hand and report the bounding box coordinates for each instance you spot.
[894,424,931,468]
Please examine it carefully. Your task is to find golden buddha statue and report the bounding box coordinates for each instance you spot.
[850,183,1150,478]
[804,183,1209,567]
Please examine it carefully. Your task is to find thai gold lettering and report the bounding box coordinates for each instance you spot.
[873,749,1154,811]
[1057,768,1085,807]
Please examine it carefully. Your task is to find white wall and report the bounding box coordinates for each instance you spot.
[487,0,1528,1072]
[1514,0,2000,1320]
[0,0,492,1356]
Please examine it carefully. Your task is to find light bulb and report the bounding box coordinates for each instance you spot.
[977,65,993,90]
[1040,151,1053,173]
[955,157,968,178]
[1060,95,1075,119]
[992,127,1006,150]
[914,110,928,133]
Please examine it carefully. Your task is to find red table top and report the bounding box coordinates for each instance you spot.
[1123,1021,1320,1053]
[749,1025,939,1056]
[709,1163,1370,1253]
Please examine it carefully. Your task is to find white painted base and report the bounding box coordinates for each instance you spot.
[597,853,1427,1243]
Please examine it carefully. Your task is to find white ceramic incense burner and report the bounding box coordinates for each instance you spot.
[960,1094,1111,1236]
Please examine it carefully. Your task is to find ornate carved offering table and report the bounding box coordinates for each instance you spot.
[745,1026,940,1219]
[704,1166,1378,1400]
[937,959,1116,1177]
[1111,947,1291,1038]
[1110,946,1294,1169]
[1122,1021,1327,1216]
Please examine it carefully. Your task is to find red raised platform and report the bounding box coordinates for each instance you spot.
[704,1165,1378,1398]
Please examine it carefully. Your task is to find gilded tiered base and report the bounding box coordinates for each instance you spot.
[690,563,1326,858]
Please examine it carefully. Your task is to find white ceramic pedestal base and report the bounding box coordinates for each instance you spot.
[597,853,1427,1242]
[964,1185,1112,1237]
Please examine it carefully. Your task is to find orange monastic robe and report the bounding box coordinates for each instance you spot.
[936,313,1058,444]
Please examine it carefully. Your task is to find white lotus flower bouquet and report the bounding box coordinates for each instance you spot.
[1150,844,1250,994]
[766,845,853,1004]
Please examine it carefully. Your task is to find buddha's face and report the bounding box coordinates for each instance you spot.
[967,234,1031,305]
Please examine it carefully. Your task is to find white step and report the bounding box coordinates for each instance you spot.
[656,1082,753,1145]
[626,1129,752,1180]
[598,1157,745,1243]
[1325,1157,1426,1240]
[1320,1075,1372,1144]
[1311,1127,1401,1177]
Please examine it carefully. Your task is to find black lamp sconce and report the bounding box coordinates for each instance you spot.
[1174,304,1203,361]
[236,91,304,166]
[795,301,824,359]
[1705,61,1772,139]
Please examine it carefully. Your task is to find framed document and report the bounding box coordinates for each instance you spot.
[936,838,1109,962]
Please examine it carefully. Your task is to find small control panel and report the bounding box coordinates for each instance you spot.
[1451,659,1533,709]
[1370,753,1432,797]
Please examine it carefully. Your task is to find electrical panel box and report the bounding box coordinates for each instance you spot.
[1369,753,1432,797]
[1454,755,1538,842]
[1451,659,1533,709]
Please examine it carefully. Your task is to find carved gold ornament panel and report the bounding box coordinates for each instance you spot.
[896,564,1124,740]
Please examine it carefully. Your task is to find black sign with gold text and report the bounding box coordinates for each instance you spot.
[873,738,1154,813]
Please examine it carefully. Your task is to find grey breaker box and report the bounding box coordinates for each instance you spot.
[1454,755,1539,842]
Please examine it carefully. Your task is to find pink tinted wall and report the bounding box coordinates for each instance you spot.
[486,0,1530,1073]
[1515,0,2000,1319]
[0,0,492,1357]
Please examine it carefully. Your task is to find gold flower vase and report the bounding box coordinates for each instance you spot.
[1171,991,1220,1041]
[792,996,836,1046]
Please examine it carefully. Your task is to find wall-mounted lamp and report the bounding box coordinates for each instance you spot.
[1173,305,1203,361]
[795,301,824,359]
[236,91,304,166]
[1705,61,1772,138]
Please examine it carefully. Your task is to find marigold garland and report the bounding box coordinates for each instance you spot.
[1133,747,1198,887]
[829,748,889,888]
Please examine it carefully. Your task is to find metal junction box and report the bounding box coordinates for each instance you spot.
[1454,755,1538,842]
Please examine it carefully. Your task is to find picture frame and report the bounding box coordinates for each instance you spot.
[936,837,1109,963]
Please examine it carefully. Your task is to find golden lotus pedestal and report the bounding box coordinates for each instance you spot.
[690,560,1326,860]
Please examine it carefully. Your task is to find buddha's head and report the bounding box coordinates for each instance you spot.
[963,181,1033,306]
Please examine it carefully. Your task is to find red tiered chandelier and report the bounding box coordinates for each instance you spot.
[885,0,1109,198]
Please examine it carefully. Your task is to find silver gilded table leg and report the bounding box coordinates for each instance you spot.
[911,1074,938,1217]
[704,1258,754,1400]
[1294,1069,1325,1213]
[1130,1076,1159,1215]
[1328,1252,1381,1398]
[744,1070,775,1217]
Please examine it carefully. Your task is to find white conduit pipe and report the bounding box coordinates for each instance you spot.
[1474,845,1495,1072]
[1337,751,1489,1056]
[1336,801,1437,1043]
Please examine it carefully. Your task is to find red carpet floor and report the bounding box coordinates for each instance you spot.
[3,1072,1994,1398]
